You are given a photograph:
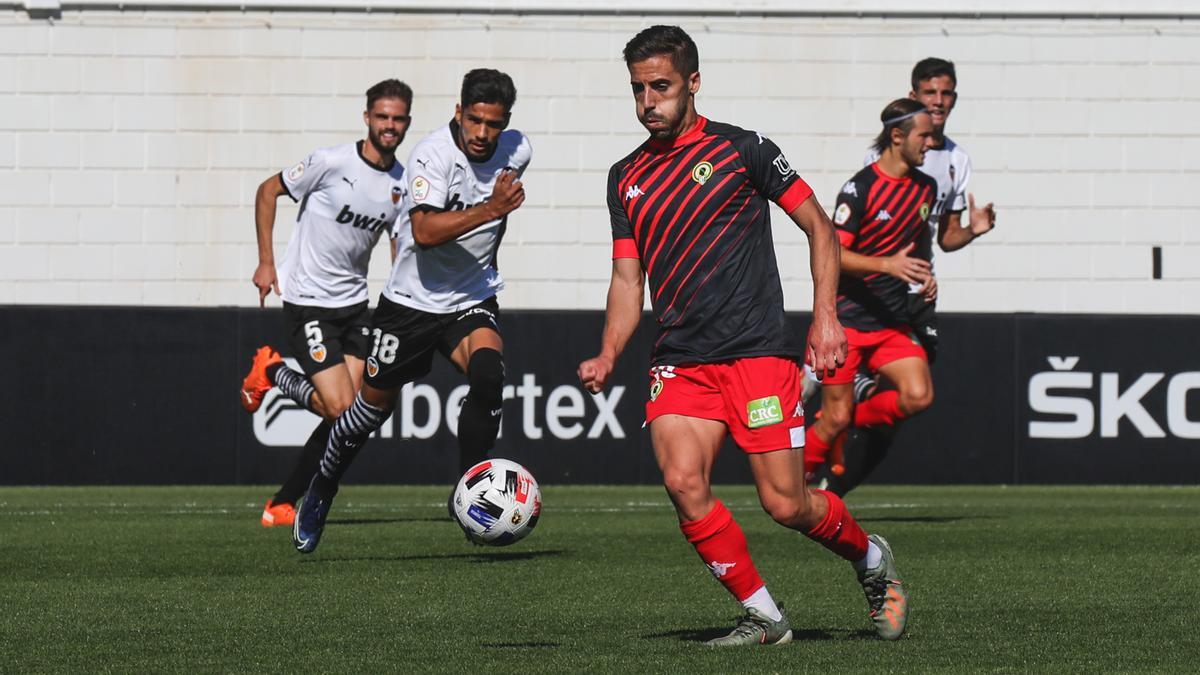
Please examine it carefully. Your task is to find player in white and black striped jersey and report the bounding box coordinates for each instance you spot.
[239,79,414,528]
[293,69,532,554]
[809,58,996,496]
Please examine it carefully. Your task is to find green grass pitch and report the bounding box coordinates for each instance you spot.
[3,485,1198,673]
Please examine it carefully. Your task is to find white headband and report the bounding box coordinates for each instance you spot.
[882,108,930,126]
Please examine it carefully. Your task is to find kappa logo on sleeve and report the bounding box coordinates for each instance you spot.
[746,395,784,428]
[412,176,430,202]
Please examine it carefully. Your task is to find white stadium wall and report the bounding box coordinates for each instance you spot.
[1,1,1198,313]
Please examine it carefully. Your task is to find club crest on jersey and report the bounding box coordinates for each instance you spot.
[834,203,852,225]
[286,161,305,182]
[309,343,327,364]
[412,176,430,202]
[367,356,380,378]
[920,202,931,220]
[691,161,714,185]
[392,185,403,204]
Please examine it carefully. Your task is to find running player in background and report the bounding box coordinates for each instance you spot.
[239,79,413,527]
[293,69,532,554]
[803,99,940,492]
[813,58,997,495]
[578,25,908,646]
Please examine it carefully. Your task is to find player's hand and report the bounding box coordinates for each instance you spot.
[967,193,996,236]
[487,169,526,219]
[807,310,847,381]
[920,274,938,304]
[578,354,615,394]
[884,242,932,286]
[252,262,280,307]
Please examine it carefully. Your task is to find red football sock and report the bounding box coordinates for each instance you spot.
[805,489,869,562]
[679,501,764,602]
[804,426,831,475]
[854,390,902,427]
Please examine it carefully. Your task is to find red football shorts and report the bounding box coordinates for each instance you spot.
[821,326,927,386]
[644,356,805,453]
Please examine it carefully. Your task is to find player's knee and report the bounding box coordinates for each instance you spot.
[899,383,934,415]
[821,405,853,434]
[761,493,808,529]
[467,348,505,402]
[661,468,706,502]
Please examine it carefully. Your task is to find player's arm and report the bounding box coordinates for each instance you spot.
[410,170,525,248]
[841,243,930,284]
[937,194,995,252]
[579,257,643,394]
[252,173,289,306]
[787,196,847,378]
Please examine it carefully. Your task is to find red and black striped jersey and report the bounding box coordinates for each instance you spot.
[608,117,814,366]
[832,162,937,331]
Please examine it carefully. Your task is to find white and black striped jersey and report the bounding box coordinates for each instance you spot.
[276,141,409,308]
[384,121,532,313]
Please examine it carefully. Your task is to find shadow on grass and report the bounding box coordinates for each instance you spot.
[855,515,1000,524]
[481,641,561,649]
[328,517,447,525]
[644,626,875,642]
[299,549,568,565]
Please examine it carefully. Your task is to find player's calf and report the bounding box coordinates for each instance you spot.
[457,348,505,473]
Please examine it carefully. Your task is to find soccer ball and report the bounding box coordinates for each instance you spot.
[451,458,541,546]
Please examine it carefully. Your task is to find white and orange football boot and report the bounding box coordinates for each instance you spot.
[261,499,296,528]
[240,346,282,413]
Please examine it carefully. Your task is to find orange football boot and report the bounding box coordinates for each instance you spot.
[261,499,296,527]
[240,346,282,413]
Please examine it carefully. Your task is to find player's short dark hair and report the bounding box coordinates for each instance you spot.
[623,25,699,77]
[365,79,413,110]
[911,57,957,90]
[872,98,928,155]
[461,69,517,112]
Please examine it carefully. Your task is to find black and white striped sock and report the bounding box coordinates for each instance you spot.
[318,394,389,481]
[268,363,315,412]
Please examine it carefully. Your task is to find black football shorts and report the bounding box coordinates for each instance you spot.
[282,300,373,377]
[364,296,501,390]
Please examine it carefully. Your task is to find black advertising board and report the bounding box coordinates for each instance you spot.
[1,307,1196,485]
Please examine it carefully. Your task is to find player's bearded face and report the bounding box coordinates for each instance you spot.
[910,75,957,131]
[628,56,700,140]
[456,102,510,161]
[901,113,936,167]
[365,98,412,156]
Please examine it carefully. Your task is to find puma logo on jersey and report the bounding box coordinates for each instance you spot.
[876,209,892,221]
[342,177,357,189]
[625,185,644,201]
[335,204,389,232]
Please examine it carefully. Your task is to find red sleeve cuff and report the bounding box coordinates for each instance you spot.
[776,178,814,213]
[612,238,639,260]
[837,230,856,247]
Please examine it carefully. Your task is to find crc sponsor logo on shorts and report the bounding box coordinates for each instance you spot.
[457,306,497,327]
[1027,356,1200,440]
[746,395,784,429]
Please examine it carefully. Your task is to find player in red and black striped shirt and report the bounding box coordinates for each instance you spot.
[804,99,940,485]
[577,25,908,645]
